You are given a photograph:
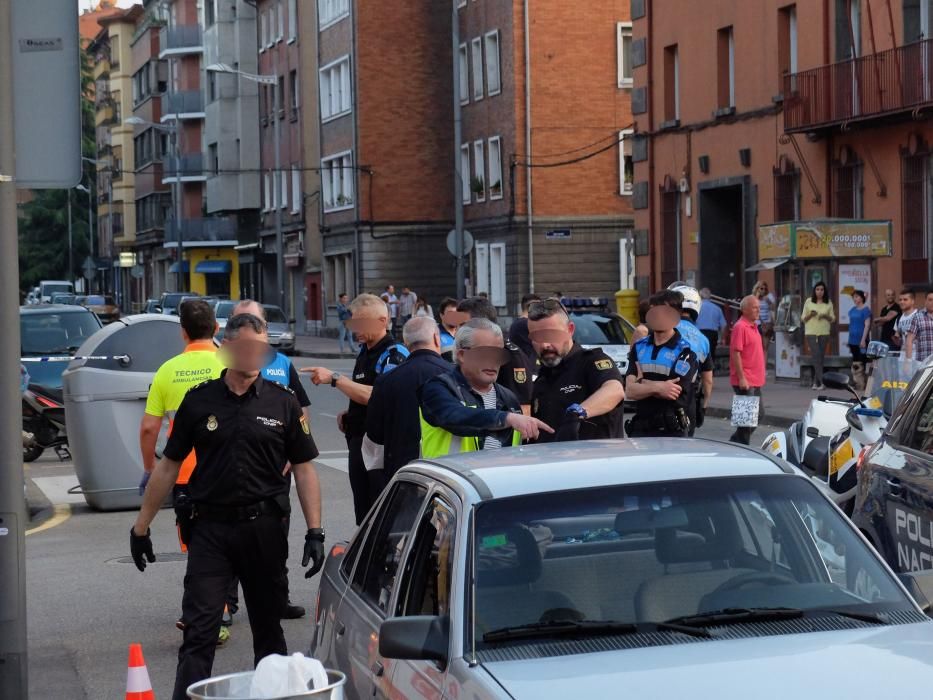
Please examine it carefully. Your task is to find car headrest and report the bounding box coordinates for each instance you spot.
[614,506,689,533]
[476,525,542,587]
[654,521,743,565]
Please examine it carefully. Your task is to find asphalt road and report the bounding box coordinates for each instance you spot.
[24,356,777,699]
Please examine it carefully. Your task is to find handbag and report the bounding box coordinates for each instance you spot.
[730,394,760,428]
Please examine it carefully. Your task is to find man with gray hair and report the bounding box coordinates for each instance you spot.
[419,318,553,457]
[363,316,452,493]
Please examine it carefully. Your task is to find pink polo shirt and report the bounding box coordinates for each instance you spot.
[730,317,766,387]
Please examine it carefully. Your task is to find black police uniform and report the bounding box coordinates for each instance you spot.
[532,344,625,442]
[343,334,408,524]
[624,330,699,437]
[163,374,319,700]
[498,341,536,407]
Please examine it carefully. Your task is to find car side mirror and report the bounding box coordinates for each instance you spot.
[379,615,449,665]
[900,571,933,615]
[806,426,820,438]
[822,372,851,391]
[153,306,162,314]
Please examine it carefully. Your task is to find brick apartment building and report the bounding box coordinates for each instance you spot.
[633,0,933,352]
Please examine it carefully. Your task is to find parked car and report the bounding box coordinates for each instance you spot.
[214,300,237,330]
[80,294,121,324]
[158,292,191,315]
[143,298,161,314]
[563,298,634,373]
[263,304,295,353]
[50,293,77,305]
[39,280,74,304]
[311,439,933,700]
[20,304,102,388]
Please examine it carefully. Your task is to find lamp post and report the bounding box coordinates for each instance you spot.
[125,116,182,290]
[206,62,285,311]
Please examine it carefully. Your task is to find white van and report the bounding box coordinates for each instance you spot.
[39,280,75,304]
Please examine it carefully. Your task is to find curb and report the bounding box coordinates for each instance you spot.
[705,405,794,429]
[24,475,55,528]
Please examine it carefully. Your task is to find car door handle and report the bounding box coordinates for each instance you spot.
[371,660,384,677]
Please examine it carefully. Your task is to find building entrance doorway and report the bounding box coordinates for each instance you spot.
[699,183,746,300]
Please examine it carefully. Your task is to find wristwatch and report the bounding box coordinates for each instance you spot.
[330,372,342,388]
[566,403,588,419]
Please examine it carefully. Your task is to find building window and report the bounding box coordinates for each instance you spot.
[276,0,285,41]
[617,22,633,87]
[280,170,288,209]
[264,172,271,211]
[904,0,933,42]
[208,142,218,175]
[319,0,349,30]
[322,151,354,211]
[773,165,800,221]
[832,161,863,219]
[619,129,634,195]
[460,143,471,204]
[289,69,299,116]
[320,56,351,121]
[664,44,679,122]
[484,30,501,96]
[208,69,217,102]
[325,252,355,302]
[473,141,486,202]
[835,0,861,60]
[660,189,680,286]
[778,5,798,92]
[471,37,484,100]
[902,149,929,283]
[288,0,297,41]
[717,26,735,110]
[458,43,469,104]
[259,11,267,51]
[488,136,503,200]
[474,242,507,307]
[291,166,302,213]
[205,0,215,27]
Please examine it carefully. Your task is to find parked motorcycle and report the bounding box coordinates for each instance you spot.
[22,383,70,463]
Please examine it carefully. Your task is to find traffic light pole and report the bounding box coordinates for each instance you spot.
[0,0,29,695]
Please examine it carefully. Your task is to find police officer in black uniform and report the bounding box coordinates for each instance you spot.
[526,298,626,441]
[302,293,408,524]
[131,313,325,700]
[624,290,699,437]
[457,296,537,413]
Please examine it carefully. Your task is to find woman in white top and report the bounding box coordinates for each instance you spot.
[753,280,777,352]
[413,298,433,319]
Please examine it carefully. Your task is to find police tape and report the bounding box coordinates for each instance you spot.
[20,355,130,363]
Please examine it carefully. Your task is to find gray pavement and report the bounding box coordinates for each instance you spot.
[25,354,781,699]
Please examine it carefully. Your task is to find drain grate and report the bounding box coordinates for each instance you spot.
[111,552,188,564]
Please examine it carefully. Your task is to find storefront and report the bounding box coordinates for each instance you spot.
[751,220,893,379]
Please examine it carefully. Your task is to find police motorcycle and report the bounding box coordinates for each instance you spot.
[819,345,921,514]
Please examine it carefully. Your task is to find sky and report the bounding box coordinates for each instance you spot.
[78,0,137,11]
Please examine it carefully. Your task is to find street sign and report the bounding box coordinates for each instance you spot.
[82,256,96,281]
[545,228,572,239]
[130,265,145,280]
[446,228,474,257]
[118,252,136,268]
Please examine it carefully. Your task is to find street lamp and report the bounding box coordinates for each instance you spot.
[125,116,183,290]
[206,62,286,312]
[73,183,91,286]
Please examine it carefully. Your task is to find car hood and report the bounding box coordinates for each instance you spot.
[482,623,933,699]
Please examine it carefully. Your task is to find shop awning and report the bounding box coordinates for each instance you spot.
[746,258,790,272]
[168,261,190,274]
[195,260,232,274]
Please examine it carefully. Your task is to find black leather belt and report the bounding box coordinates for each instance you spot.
[194,499,283,522]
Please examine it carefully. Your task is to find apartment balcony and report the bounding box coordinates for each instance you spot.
[159,24,203,58]
[162,153,207,184]
[162,90,205,121]
[164,217,238,248]
[784,38,933,132]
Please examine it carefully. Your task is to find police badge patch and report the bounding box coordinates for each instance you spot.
[513,368,527,383]
[300,415,310,435]
[595,359,613,370]
[206,415,218,431]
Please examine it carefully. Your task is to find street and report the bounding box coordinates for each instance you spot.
[23,355,772,699]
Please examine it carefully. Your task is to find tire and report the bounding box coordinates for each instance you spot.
[23,443,44,463]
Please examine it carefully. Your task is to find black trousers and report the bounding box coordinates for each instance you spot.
[346,434,373,525]
[225,514,291,613]
[172,515,288,700]
[701,330,719,355]
[729,386,762,446]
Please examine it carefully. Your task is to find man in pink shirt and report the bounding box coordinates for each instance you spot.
[730,295,765,445]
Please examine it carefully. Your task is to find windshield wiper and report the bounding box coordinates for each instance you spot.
[665,607,805,628]
[483,619,637,643]
[807,608,889,625]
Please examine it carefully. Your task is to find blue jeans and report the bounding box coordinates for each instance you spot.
[338,324,356,353]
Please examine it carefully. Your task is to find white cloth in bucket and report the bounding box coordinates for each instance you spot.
[249,653,328,698]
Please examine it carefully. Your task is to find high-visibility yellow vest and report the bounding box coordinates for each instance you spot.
[419,409,520,459]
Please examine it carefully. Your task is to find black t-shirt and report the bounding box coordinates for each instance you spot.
[625,331,699,418]
[880,303,900,346]
[497,341,536,406]
[532,344,625,441]
[164,374,319,506]
[343,334,407,437]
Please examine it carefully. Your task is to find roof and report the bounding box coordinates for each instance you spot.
[20,304,97,315]
[416,438,792,501]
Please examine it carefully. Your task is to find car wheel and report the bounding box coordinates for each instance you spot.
[23,443,44,463]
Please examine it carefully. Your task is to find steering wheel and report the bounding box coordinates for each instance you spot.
[711,571,796,595]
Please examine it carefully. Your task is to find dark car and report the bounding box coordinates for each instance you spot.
[20,304,103,389]
[158,292,191,315]
[852,357,933,575]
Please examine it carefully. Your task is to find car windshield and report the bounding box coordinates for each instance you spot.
[473,475,910,647]
[264,306,287,323]
[215,301,236,319]
[20,311,102,387]
[84,295,114,306]
[42,283,72,295]
[571,313,632,345]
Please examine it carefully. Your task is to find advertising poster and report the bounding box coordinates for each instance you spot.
[838,264,872,323]
[776,331,801,379]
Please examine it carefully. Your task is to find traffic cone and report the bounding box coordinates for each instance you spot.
[125,643,155,700]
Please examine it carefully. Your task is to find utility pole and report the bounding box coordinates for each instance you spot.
[273,51,286,313]
[0,0,29,695]
[67,188,73,282]
[451,0,465,299]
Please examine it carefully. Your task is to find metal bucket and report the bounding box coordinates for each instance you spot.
[186,669,346,700]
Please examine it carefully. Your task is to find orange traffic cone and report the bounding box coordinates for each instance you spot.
[125,643,155,700]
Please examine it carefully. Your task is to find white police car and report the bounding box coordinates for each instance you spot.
[564,297,634,374]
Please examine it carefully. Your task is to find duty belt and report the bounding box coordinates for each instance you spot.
[194,499,284,522]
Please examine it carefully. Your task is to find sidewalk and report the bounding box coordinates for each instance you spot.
[294,334,356,360]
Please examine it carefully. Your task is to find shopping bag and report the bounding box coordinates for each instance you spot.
[730,394,760,428]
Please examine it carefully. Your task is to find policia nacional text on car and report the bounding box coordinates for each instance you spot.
[130,313,325,700]
[624,290,700,437]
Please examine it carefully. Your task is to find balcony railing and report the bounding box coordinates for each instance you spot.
[163,153,206,181]
[784,38,933,132]
[159,25,203,55]
[165,217,238,246]
[163,90,204,117]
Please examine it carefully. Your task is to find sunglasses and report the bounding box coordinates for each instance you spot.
[528,297,571,320]
[461,345,511,367]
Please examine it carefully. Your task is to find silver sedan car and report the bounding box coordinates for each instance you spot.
[309,440,933,700]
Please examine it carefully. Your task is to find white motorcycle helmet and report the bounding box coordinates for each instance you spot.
[668,282,702,322]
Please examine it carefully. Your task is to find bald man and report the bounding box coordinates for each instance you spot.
[729,295,765,445]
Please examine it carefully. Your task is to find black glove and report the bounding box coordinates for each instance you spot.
[130,527,156,572]
[554,412,582,442]
[302,528,326,578]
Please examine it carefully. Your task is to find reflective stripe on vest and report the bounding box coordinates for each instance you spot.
[418,409,519,458]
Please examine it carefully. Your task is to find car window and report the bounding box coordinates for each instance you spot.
[264,307,288,323]
[352,480,428,615]
[396,497,457,617]
[473,475,909,645]
[888,368,933,440]
[341,507,377,581]
[571,314,631,345]
[905,382,933,455]
[21,312,101,355]
[215,301,235,319]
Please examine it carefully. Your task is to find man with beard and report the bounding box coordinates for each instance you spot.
[527,298,625,442]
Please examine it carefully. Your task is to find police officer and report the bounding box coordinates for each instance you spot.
[130,313,324,700]
[669,283,714,434]
[526,298,625,441]
[302,293,408,524]
[624,290,699,437]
